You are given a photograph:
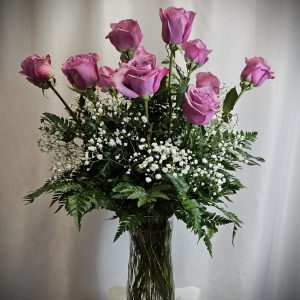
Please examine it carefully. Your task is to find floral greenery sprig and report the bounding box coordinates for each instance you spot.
[20,6,274,255]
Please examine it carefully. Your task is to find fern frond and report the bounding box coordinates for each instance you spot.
[24,180,54,203]
[114,214,143,242]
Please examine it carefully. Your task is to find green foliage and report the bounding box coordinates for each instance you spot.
[24,180,56,203]
[112,182,171,208]
[41,112,75,142]
[166,174,244,256]
[222,87,239,116]
[114,214,143,242]
[25,179,111,230]
[176,83,188,107]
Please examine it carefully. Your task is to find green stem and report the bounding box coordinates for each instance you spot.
[186,68,193,84]
[144,96,149,123]
[222,86,248,122]
[168,47,175,133]
[236,87,247,104]
[186,125,194,146]
[47,81,77,120]
[143,96,152,146]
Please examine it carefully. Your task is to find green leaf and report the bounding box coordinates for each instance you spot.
[78,94,85,108]
[222,87,239,115]
[215,206,243,228]
[166,174,189,195]
[24,180,54,203]
[137,195,157,207]
[112,182,164,208]
[232,225,238,245]
[149,191,170,200]
[112,182,147,201]
[203,232,213,257]
[176,83,188,107]
[184,198,202,235]
[126,187,147,199]
[41,112,74,142]
[114,215,142,242]
[65,193,93,230]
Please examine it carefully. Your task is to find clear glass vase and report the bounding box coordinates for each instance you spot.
[126,217,175,300]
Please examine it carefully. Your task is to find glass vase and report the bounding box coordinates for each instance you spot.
[126,217,175,300]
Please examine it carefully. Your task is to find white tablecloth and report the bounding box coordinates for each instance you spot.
[108,286,201,300]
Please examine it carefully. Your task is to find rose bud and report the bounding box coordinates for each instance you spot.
[182,85,220,125]
[241,56,275,87]
[19,54,54,88]
[196,72,221,95]
[112,49,168,98]
[182,39,211,66]
[98,66,116,92]
[159,7,196,44]
[62,53,100,90]
[106,19,143,53]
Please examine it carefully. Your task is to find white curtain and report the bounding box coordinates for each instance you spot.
[1,0,299,299]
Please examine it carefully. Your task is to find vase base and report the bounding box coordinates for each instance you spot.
[108,286,201,300]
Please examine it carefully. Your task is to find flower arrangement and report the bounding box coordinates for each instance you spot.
[20,6,274,257]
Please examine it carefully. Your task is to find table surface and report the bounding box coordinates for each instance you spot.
[108,286,201,300]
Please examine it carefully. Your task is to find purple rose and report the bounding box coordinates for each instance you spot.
[196,72,221,94]
[62,53,100,90]
[106,19,143,52]
[182,39,211,66]
[19,54,54,88]
[241,57,275,87]
[182,85,220,125]
[98,66,116,92]
[159,7,196,44]
[112,49,168,98]
[134,45,152,57]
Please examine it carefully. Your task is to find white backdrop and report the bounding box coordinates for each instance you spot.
[1,0,300,299]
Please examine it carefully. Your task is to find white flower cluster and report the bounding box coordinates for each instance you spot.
[83,97,153,171]
[205,112,249,163]
[38,128,84,179]
[83,121,131,169]
[38,128,61,152]
[128,136,197,183]
[188,154,226,194]
[190,111,252,195]
[50,141,84,179]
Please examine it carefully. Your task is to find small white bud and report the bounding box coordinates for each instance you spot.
[155,174,162,180]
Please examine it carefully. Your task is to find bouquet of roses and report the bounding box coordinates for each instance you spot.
[20,6,274,256]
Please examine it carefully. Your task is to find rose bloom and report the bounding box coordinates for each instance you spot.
[182,39,211,66]
[98,66,116,92]
[134,45,152,57]
[106,19,143,52]
[196,72,221,95]
[182,85,220,125]
[19,54,54,87]
[241,57,275,87]
[159,6,196,44]
[62,53,100,90]
[113,48,168,98]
